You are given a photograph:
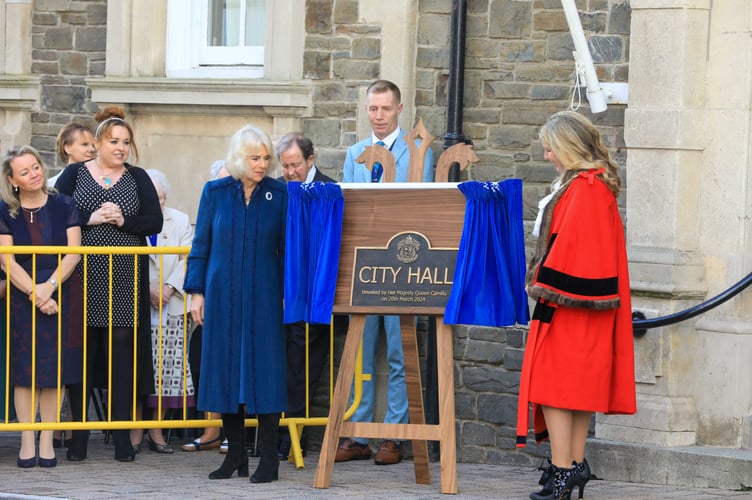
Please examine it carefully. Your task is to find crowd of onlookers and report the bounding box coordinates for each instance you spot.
[0,105,343,481]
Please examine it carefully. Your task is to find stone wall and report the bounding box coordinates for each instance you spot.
[300,0,382,177]
[301,0,631,233]
[416,0,630,219]
[30,0,106,172]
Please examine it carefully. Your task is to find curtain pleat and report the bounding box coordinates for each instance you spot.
[444,180,529,327]
[284,181,344,325]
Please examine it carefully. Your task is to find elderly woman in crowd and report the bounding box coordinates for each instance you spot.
[185,125,287,483]
[0,145,83,468]
[142,169,195,454]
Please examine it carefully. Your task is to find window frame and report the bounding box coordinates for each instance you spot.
[166,0,265,79]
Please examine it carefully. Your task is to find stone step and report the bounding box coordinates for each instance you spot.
[587,439,752,491]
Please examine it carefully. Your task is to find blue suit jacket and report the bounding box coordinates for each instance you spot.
[343,128,434,183]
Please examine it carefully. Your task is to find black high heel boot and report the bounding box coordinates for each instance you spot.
[531,464,578,500]
[552,464,578,500]
[66,430,90,461]
[250,413,280,483]
[209,413,249,479]
[530,459,554,500]
[572,459,591,500]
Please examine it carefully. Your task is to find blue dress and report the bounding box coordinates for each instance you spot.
[0,193,83,387]
[184,176,287,414]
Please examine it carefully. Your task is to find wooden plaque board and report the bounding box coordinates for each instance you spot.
[333,184,466,315]
[314,183,464,495]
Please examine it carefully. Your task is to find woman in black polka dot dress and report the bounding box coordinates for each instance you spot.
[55,107,163,463]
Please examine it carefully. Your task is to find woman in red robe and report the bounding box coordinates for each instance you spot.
[517,111,636,500]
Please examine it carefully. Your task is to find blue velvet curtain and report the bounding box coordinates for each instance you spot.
[284,181,344,325]
[444,180,529,327]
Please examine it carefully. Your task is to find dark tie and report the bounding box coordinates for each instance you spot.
[372,140,386,182]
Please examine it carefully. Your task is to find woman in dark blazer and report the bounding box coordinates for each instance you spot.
[185,124,287,484]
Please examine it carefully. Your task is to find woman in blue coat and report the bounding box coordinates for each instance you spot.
[185,124,287,484]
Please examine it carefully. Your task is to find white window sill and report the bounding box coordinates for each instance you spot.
[167,66,264,79]
[85,77,311,110]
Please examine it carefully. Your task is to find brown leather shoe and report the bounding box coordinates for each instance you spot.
[334,438,371,462]
[374,439,401,465]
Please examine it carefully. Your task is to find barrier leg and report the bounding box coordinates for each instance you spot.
[289,420,304,468]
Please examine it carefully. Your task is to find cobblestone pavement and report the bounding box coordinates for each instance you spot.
[0,432,749,499]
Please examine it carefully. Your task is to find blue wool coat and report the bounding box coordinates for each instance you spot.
[184,176,287,414]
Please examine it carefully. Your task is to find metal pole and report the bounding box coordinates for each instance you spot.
[443,0,470,183]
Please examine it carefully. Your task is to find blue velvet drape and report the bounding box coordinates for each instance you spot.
[444,180,529,327]
[284,181,344,325]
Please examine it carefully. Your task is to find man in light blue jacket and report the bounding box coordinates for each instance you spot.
[338,80,434,466]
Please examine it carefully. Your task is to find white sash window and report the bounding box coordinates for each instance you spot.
[167,0,266,78]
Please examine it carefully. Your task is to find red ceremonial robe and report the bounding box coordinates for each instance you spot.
[516,169,636,447]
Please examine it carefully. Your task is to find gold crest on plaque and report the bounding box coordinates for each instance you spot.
[396,235,420,264]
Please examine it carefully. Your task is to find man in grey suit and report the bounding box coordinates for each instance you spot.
[337,80,434,466]
[276,132,347,459]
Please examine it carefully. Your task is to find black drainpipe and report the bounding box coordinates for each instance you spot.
[425,0,468,462]
[443,0,470,182]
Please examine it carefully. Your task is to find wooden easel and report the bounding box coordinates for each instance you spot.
[313,120,477,494]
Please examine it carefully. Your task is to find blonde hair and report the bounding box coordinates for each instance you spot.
[1,145,53,218]
[539,111,622,196]
[56,122,95,164]
[224,125,275,179]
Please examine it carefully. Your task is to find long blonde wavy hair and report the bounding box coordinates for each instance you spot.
[538,110,622,197]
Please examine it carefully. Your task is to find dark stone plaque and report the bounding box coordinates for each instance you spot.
[350,231,457,309]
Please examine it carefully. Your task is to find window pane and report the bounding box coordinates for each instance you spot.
[207,0,265,47]
[245,0,265,46]
[207,0,222,46]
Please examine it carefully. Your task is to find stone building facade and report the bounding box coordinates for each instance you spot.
[1,0,750,490]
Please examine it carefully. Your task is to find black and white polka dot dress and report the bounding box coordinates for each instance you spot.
[73,167,142,328]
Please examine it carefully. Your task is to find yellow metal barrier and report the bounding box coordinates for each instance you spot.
[0,245,365,469]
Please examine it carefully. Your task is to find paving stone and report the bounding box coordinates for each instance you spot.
[0,432,744,499]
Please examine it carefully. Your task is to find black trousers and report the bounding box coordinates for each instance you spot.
[68,326,135,424]
[285,321,330,418]
[284,315,348,418]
